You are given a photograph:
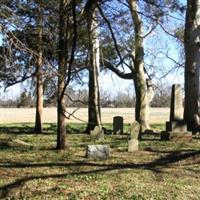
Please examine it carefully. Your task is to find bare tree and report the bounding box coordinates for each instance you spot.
[84,0,102,133]
[100,0,154,131]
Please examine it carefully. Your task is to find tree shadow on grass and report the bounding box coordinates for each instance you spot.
[66,125,86,134]
[0,125,34,135]
[193,134,200,140]
[0,141,13,150]
[0,149,199,198]
[140,131,161,141]
[0,123,57,135]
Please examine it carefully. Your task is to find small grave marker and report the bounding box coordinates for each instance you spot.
[113,116,123,134]
[86,145,110,159]
[90,126,104,141]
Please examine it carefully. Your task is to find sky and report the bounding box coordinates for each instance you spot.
[0,0,187,100]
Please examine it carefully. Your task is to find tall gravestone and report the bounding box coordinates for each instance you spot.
[113,116,123,134]
[169,84,183,121]
[161,84,192,141]
[128,121,140,152]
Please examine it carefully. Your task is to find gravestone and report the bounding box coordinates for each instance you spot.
[86,145,110,159]
[128,139,139,152]
[113,116,123,134]
[161,84,192,141]
[169,84,183,121]
[128,121,140,152]
[130,121,140,139]
[90,126,104,141]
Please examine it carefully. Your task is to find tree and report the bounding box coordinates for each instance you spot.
[57,0,69,149]
[184,0,200,131]
[34,3,44,134]
[57,0,77,149]
[17,91,34,108]
[84,0,102,133]
[0,1,58,133]
[128,0,154,131]
[99,0,184,131]
[100,0,154,131]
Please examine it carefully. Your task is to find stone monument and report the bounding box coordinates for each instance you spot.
[113,116,123,134]
[86,145,110,159]
[128,121,140,152]
[161,84,192,141]
[90,126,104,141]
[130,121,140,140]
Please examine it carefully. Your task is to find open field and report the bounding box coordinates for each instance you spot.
[0,123,200,199]
[0,107,170,124]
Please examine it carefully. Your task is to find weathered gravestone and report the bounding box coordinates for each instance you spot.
[161,84,192,141]
[113,116,123,134]
[86,145,110,159]
[130,121,140,139]
[128,139,139,152]
[90,126,104,141]
[169,84,183,121]
[128,121,140,152]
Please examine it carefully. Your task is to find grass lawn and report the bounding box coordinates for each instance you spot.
[0,123,200,200]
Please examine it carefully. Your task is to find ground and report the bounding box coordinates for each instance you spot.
[0,107,169,124]
[0,123,200,200]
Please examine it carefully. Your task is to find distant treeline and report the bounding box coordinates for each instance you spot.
[0,87,171,108]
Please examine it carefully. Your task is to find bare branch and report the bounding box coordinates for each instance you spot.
[4,72,36,91]
[96,2,130,69]
[102,59,133,79]
[64,93,88,105]
[158,22,182,42]
[143,24,157,38]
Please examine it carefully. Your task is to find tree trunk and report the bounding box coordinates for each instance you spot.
[57,78,67,149]
[57,0,69,149]
[184,0,200,131]
[134,75,154,131]
[85,6,102,133]
[128,0,154,132]
[35,18,43,133]
[35,49,43,133]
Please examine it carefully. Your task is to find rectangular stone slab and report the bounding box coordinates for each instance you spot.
[169,131,192,141]
[86,145,110,159]
[166,121,187,132]
[161,131,192,141]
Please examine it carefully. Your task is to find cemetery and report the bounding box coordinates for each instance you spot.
[1,0,200,199]
[0,83,200,199]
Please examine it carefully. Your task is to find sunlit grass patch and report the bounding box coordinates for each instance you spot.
[0,123,200,199]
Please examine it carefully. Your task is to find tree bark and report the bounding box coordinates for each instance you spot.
[184,0,200,131]
[57,0,69,149]
[85,4,102,133]
[35,49,43,133]
[35,5,43,134]
[128,0,154,131]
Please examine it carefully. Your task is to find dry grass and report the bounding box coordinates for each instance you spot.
[0,107,170,124]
